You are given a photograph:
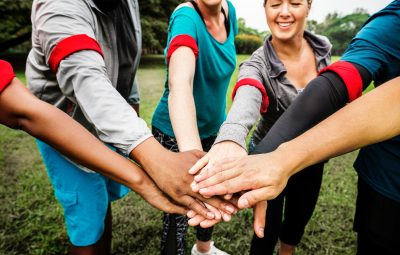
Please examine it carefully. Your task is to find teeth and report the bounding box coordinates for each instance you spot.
[278,22,292,27]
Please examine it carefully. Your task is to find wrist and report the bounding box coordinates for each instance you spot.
[130,137,172,176]
[275,142,308,177]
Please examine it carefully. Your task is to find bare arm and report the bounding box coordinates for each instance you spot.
[277,75,400,177]
[0,78,185,214]
[168,46,202,151]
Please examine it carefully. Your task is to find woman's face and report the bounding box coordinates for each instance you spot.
[265,0,310,42]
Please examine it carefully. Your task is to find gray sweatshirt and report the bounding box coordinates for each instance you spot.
[215,31,332,149]
[26,0,150,157]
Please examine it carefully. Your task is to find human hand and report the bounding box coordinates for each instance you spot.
[131,138,237,219]
[190,152,290,209]
[186,195,267,238]
[134,168,187,215]
[188,141,247,200]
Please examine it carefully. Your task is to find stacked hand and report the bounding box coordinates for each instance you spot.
[131,137,238,221]
[187,141,292,237]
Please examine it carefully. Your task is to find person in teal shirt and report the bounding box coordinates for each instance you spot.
[151,0,238,254]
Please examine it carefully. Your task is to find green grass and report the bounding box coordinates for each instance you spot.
[1,55,359,254]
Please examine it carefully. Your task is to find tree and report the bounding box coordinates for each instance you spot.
[307,9,370,55]
[138,0,180,54]
[0,0,33,52]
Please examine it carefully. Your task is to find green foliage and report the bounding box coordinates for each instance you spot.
[307,9,370,55]
[236,18,266,54]
[0,0,33,52]
[235,34,263,54]
[138,0,180,54]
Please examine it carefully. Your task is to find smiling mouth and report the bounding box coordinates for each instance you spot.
[277,22,294,28]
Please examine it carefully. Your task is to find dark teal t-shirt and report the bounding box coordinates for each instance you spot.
[152,1,237,139]
[341,0,400,202]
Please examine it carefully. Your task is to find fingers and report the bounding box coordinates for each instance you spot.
[181,196,215,219]
[253,201,267,238]
[196,195,237,215]
[238,187,271,209]
[188,154,209,175]
[204,202,222,221]
[188,214,206,226]
[152,196,187,215]
[193,158,239,183]
[197,175,249,197]
[224,193,233,200]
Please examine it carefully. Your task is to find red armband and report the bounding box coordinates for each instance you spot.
[166,35,199,64]
[232,78,269,113]
[319,61,363,102]
[48,34,104,73]
[0,60,16,93]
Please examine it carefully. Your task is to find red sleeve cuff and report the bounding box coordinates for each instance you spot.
[48,34,104,73]
[232,78,269,113]
[319,61,363,102]
[166,35,199,64]
[0,60,16,93]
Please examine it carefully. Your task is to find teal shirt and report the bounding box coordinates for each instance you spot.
[152,1,238,139]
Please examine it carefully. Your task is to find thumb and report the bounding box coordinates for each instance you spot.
[253,201,267,238]
[238,187,270,208]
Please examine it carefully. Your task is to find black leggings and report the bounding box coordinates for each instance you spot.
[250,161,324,255]
[152,127,215,255]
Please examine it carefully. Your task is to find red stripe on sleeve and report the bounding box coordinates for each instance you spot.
[48,34,104,73]
[232,78,269,113]
[319,61,363,102]
[166,35,199,64]
[0,60,16,93]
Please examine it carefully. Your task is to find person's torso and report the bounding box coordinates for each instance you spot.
[152,1,237,139]
[252,31,332,144]
[351,0,400,202]
[26,0,141,131]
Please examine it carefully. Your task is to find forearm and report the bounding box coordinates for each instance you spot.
[277,76,400,175]
[58,51,151,156]
[214,86,262,149]
[0,79,144,189]
[129,137,171,177]
[169,90,202,151]
[168,46,201,151]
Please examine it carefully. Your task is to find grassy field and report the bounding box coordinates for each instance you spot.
[0,55,359,254]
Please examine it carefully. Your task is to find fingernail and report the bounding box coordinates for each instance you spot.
[207,212,215,219]
[225,205,235,214]
[258,228,264,238]
[194,175,202,182]
[222,213,231,222]
[199,188,207,194]
[239,198,249,208]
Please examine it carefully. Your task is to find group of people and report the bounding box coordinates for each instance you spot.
[0,0,399,255]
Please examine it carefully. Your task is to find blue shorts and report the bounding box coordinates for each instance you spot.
[36,140,130,246]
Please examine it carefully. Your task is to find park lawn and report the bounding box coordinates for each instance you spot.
[0,55,358,254]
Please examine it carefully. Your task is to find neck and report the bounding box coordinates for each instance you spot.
[195,0,222,21]
[271,32,306,60]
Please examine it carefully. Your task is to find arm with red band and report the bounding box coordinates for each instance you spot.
[232,78,269,113]
[0,60,16,93]
[48,34,104,73]
[166,35,199,64]
[252,62,371,155]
